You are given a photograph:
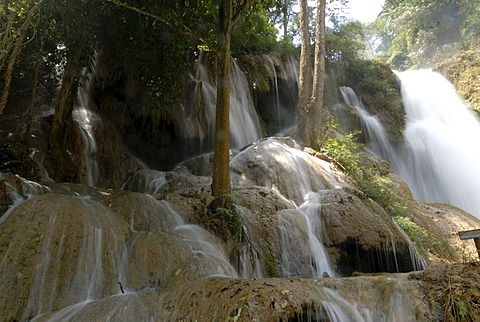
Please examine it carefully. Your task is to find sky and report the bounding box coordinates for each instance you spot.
[345,0,385,23]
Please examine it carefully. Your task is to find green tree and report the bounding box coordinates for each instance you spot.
[0,0,41,116]
[375,0,480,69]
[46,0,99,146]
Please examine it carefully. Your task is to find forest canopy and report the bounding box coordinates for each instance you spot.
[1,0,479,119]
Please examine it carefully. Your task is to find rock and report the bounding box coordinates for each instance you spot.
[231,137,349,204]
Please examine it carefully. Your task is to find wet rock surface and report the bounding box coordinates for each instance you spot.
[1,138,480,320]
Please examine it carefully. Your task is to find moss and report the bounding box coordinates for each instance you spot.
[394,216,432,253]
[203,203,243,245]
[44,146,79,183]
[436,50,480,114]
[341,59,405,143]
[237,55,273,92]
[264,251,279,277]
[0,181,8,215]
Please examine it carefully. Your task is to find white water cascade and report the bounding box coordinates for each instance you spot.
[343,69,480,220]
[73,82,101,187]
[231,138,342,278]
[182,53,262,153]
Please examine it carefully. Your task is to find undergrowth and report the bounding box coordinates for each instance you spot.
[443,277,480,322]
[323,131,407,217]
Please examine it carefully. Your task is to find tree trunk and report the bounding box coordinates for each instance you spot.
[297,0,313,144]
[24,51,42,144]
[282,0,288,41]
[211,0,234,205]
[0,11,16,71]
[211,0,251,204]
[0,2,39,116]
[307,0,326,148]
[49,49,82,148]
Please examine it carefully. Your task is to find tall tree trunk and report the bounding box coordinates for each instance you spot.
[282,0,288,41]
[307,0,326,148]
[297,0,313,144]
[211,0,251,205]
[24,50,42,144]
[212,0,234,205]
[49,49,82,148]
[0,2,39,116]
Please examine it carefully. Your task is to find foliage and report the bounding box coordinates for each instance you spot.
[323,131,408,217]
[203,203,243,245]
[436,50,480,114]
[326,20,365,63]
[394,216,432,248]
[358,174,407,216]
[98,4,191,110]
[323,131,363,179]
[375,0,480,69]
[232,11,278,54]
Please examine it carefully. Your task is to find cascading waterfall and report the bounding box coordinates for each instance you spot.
[263,55,282,125]
[232,138,341,278]
[398,69,480,219]
[0,57,447,320]
[73,81,101,187]
[340,86,397,165]
[343,70,480,219]
[182,52,261,155]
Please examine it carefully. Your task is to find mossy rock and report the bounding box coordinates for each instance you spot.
[341,59,405,143]
[436,50,480,114]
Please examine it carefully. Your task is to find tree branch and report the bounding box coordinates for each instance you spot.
[108,0,215,51]
[232,0,252,24]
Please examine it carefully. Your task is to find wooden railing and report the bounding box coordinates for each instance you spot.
[458,229,480,258]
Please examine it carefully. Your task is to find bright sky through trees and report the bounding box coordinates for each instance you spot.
[346,0,384,23]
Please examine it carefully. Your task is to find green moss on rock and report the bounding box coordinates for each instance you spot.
[436,50,480,114]
[342,59,405,143]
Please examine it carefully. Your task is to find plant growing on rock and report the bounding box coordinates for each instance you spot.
[323,130,407,217]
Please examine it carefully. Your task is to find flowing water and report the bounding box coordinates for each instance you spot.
[343,70,480,219]
[73,82,101,187]
[0,62,437,319]
[182,53,261,155]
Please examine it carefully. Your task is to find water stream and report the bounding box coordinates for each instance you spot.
[0,66,447,320]
[343,70,480,220]
[182,53,261,155]
[73,81,101,187]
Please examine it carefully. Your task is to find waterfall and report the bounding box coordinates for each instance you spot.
[73,80,101,187]
[263,55,281,126]
[398,69,480,219]
[342,69,480,220]
[182,53,261,155]
[232,138,341,278]
[340,86,397,165]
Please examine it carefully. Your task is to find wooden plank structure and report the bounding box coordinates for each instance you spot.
[458,229,480,258]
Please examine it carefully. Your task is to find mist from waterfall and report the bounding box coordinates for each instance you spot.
[343,69,480,220]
